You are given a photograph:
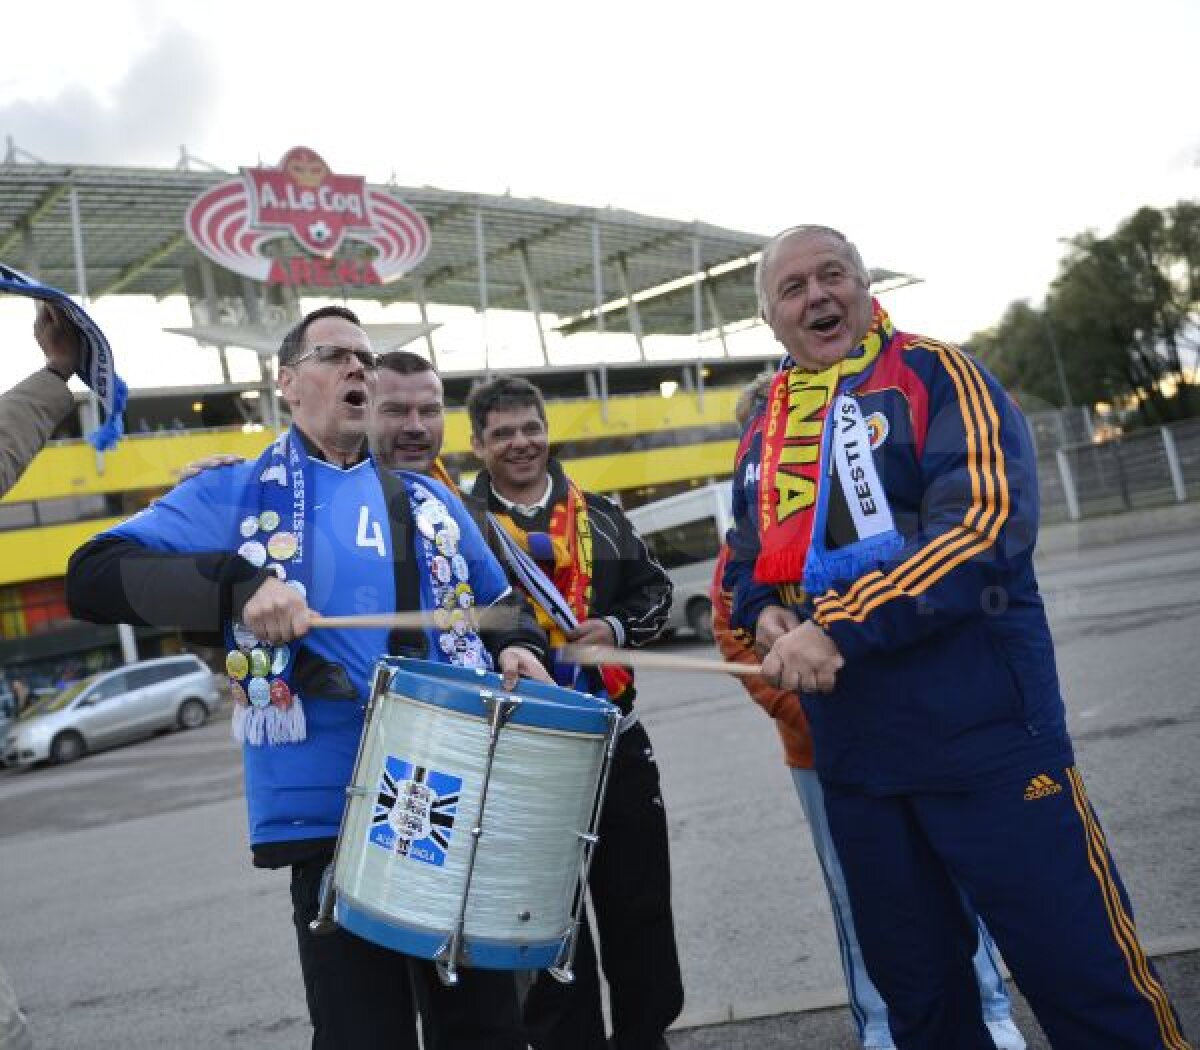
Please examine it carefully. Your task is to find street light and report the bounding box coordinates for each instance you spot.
[1042,314,1074,409]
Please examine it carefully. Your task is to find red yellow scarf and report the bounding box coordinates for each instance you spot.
[491,477,633,700]
[429,458,457,492]
[755,301,893,586]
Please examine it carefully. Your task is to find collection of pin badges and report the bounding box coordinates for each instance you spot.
[227,510,304,710]
[412,483,486,669]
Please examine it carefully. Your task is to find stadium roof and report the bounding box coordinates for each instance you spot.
[0,157,916,341]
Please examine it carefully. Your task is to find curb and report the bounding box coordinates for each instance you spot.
[669,932,1200,1032]
[1036,501,1200,558]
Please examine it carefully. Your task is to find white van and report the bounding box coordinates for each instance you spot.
[627,482,734,643]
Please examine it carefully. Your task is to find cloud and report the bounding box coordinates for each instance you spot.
[0,28,216,166]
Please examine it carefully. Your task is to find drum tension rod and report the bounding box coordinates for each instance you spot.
[437,690,520,987]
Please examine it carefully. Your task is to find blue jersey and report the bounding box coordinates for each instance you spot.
[108,461,510,846]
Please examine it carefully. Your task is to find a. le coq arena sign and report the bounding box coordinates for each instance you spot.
[185,147,430,287]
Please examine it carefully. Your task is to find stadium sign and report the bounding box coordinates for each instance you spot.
[185,147,430,287]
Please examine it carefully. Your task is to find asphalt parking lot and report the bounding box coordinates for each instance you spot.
[1,522,1197,1048]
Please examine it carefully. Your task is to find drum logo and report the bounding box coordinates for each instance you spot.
[369,756,461,867]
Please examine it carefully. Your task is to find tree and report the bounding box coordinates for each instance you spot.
[971,202,1199,424]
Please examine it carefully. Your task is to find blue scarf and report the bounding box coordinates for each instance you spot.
[226,430,312,745]
[0,262,128,450]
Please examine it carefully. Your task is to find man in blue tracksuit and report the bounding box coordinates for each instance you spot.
[66,306,549,1050]
[725,225,1190,1049]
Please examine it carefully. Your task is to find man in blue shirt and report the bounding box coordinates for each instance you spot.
[67,306,548,1050]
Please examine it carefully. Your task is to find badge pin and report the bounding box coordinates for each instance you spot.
[267,531,298,561]
[269,679,293,710]
[432,556,452,584]
[225,650,249,679]
[259,510,281,532]
[238,541,267,568]
[247,677,271,709]
[271,647,291,675]
[249,648,271,678]
[239,516,259,539]
[230,681,249,707]
[452,555,469,582]
[416,507,438,540]
[232,621,258,650]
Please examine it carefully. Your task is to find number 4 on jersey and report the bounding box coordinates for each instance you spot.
[356,505,387,557]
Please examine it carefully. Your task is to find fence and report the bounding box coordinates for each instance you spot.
[1041,419,1200,523]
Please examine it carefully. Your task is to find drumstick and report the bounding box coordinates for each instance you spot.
[309,607,517,631]
[557,643,763,678]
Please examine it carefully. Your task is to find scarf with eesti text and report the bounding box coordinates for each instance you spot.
[490,477,633,702]
[225,429,312,746]
[755,300,903,595]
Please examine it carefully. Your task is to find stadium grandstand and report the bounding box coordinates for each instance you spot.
[0,145,917,694]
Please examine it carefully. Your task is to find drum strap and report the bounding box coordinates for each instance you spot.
[377,464,428,659]
[617,710,641,735]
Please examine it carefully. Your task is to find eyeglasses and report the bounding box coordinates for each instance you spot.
[288,344,380,371]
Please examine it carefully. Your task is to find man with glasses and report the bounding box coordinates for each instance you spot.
[464,376,682,1050]
[66,306,548,1050]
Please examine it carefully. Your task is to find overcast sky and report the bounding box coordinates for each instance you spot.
[1,0,1197,391]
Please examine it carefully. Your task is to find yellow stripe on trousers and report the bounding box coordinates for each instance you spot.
[1066,767,1190,1049]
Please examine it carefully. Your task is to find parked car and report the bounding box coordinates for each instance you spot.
[3,655,220,770]
[626,482,734,644]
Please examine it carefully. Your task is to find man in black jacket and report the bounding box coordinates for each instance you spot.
[466,376,683,1050]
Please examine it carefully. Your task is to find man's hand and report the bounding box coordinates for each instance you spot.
[178,453,244,481]
[241,577,312,645]
[33,303,80,379]
[497,646,552,690]
[566,618,616,648]
[754,605,802,656]
[761,621,845,695]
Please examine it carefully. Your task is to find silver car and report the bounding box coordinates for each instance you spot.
[3,655,220,769]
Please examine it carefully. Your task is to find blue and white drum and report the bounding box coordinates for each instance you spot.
[333,657,618,971]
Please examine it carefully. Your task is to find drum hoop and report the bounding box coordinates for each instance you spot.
[383,690,612,742]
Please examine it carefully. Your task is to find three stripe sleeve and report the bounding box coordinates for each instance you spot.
[811,344,1039,662]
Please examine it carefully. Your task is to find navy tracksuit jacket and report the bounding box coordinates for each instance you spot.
[725,329,1189,1049]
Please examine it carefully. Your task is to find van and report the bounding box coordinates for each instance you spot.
[3,655,221,769]
[627,482,733,643]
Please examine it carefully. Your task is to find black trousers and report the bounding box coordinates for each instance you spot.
[290,855,527,1050]
[523,721,684,1050]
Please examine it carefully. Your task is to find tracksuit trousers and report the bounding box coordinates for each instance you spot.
[823,766,1190,1050]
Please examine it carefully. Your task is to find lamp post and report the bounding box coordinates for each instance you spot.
[1043,314,1074,409]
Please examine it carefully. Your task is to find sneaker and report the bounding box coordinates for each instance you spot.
[986,1018,1027,1050]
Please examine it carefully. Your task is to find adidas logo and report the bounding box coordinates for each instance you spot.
[1023,773,1063,801]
